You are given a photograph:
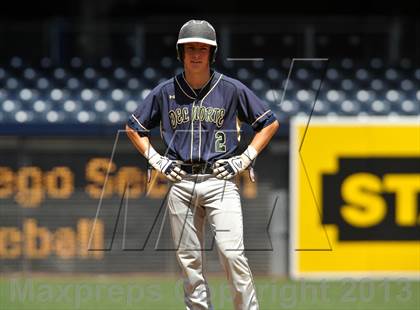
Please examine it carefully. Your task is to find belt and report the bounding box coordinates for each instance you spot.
[178,163,213,174]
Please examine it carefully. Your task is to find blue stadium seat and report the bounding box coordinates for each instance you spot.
[400,100,419,115]
[1,56,418,126]
[32,99,51,114]
[100,57,113,69]
[63,99,82,114]
[339,100,362,115]
[125,100,138,113]
[10,57,23,69]
[368,100,391,115]
[130,57,142,69]
[2,99,21,114]
[76,110,97,123]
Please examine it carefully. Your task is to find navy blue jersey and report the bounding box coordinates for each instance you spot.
[127,70,277,164]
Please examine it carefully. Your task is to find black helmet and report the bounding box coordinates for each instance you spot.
[176,20,217,63]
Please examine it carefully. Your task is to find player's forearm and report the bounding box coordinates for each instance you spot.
[249,120,279,154]
[125,124,154,159]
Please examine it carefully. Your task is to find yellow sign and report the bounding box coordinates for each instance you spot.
[290,116,420,278]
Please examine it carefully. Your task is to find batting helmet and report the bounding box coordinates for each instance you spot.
[176,20,218,63]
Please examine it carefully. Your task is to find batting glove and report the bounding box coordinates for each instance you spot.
[212,145,258,180]
[146,147,186,182]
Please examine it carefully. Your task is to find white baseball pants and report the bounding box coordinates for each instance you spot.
[166,174,259,310]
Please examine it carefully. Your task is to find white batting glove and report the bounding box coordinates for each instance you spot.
[212,145,258,180]
[146,147,186,182]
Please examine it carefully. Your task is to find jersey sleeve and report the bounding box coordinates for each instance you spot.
[126,85,162,136]
[236,82,277,131]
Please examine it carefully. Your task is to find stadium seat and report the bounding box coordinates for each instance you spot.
[0,56,418,126]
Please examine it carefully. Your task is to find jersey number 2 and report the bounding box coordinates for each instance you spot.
[215,131,226,153]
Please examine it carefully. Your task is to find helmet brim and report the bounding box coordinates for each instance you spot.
[177,37,217,46]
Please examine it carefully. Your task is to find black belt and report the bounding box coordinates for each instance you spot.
[179,163,213,174]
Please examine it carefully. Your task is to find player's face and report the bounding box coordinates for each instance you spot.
[183,42,211,73]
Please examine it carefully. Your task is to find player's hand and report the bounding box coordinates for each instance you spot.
[148,154,186,182]
[212,145,258,180]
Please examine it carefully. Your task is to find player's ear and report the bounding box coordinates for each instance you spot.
[176,44,185,62]
[210,46,217,64]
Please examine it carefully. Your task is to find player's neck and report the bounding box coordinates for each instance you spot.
[184,70,211,90]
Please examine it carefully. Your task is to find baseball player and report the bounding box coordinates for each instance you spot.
[126,19,279,310]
